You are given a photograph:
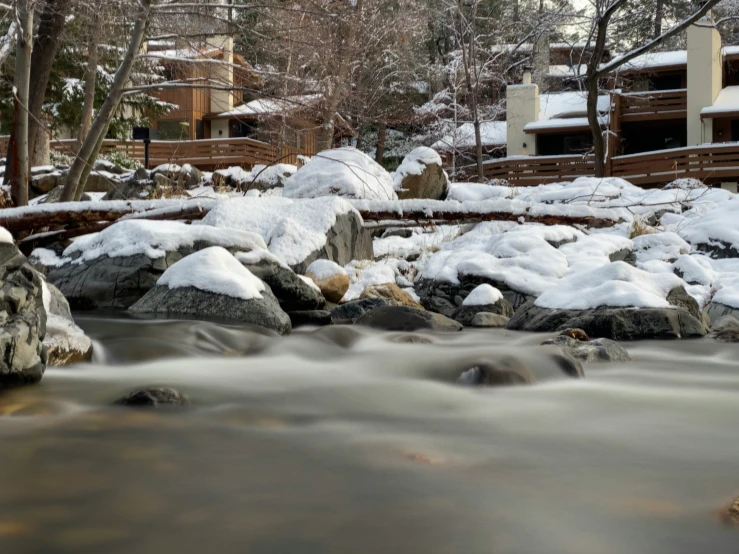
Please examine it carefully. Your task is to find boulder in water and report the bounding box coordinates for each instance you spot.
[451,284,513,326]
[288,310,332,327]
[356,305,462,332]
[331,297,389,323]
[43,282,93,366]
[469,312,510,328]
[359,282,422,308]
[0,237,47,387]
[115,387,191,407]
[540,335,630,363]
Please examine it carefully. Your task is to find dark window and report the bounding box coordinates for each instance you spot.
[196,119,204,140]
[649,75,682,91]
[158,120,189,141]
[231,121,256,138]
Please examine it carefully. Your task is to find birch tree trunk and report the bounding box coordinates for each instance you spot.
[78,24,100,151]
[61,0,152,202]
[8,0,35,207]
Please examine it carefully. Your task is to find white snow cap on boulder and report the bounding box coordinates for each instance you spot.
[306,259,347,280]
[462,284,503,306]
[392,147,443,189]
[0,226,13,244]
[61,220,267,263]
[158,247,265,300]
[535,261,685,310]
[283,147,397,201]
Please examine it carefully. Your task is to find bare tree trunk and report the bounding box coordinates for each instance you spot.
[78,25,100,151]
[61,0,152,202]
[375,121,386,164]
[355,119,365,150]
[28,0,73,166]
[457,0,483,181]
[8,0,35,207]
[586,73,605,177]
[653,0,664,39]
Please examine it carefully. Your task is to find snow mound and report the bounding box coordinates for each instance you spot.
[462,284,503,306]
[307,259,347,280]
[446,183,515,202]
[560,234,633,275]
[0,226,13,244]
[200,196,355,267]
[61,220,267,263]
[158,247,265,300]
[534,261,684,310]
[344,260,400,301]
[392,147,442,189]
[283,147,397,201]
[632,232,690,263]
[679,198,739,250]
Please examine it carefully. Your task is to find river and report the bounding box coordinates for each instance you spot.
[1,316,738,553]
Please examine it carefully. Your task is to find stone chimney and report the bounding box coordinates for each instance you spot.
[687,13,722,145]
[206,35,235,115]
[507,71,539,156]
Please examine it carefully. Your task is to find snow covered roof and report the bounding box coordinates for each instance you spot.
[431,121,507,150]
[546,64,588,78]
[539,92,610,121]
[616,46,739,73]
[218,95,317,118]
[701,86,739,118]
[524,115,609,133]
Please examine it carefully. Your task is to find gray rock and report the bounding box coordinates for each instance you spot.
[694,240,739,260]
[706,301,739,324]
[93,159,128,175]
[0,243,47,388]
[709,315,739,342]
[288,310,332,327]
[469,312,510,328]
[37,185,92,204]
[45,282,73,321]
[451,297,514,326]
[239,257,325,312]
[381,228,414,239]
[114,387,190,407]
[331,297,390,323]
[540,335,631,362]
[507,299,707,340]
[130,285,292,335]
[666,286,702,321]
[355,305,462,332]
[102,170,154,200]
[152,164,202,189]
[30,172,60,195]
[291,211,373,274]
[456,353,583,387]
[416,275,533,318]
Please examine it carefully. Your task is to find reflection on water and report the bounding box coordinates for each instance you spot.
[1,316,738,553]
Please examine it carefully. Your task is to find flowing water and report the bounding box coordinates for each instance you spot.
[1,316,738,553]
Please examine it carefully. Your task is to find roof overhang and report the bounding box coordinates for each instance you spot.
[701,109,739,120]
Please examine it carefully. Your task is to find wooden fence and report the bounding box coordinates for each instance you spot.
[618,89,687,122]
[0,136,304,170]
[474,142,739,187]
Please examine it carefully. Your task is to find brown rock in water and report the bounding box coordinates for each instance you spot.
[307,273,350,303]
[360,282,423,309]
[560,328,590,341]
[114,387,190,408]
[719,496,739,526]
[456,359,535,387]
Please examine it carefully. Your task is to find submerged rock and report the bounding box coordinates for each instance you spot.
[288,310,332,327]
[469,312,510,328]
[0,240,47,387]
[540,335,631,363]
[356,305,462,332]
[705,301,739,325]
[709,315,739,342]
[114,387,190,407]
[456,352,583,387]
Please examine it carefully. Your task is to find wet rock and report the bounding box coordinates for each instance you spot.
[508,295,708,341]
[469,312,510,328]
[43,282,93,366]
[665,286,702,321]
[0,242,47,387]
[540,335,631,363]
[359,282,423,308]
[387,333,434,344]
[288,310,332,327]
[719,496,739,526]
[560,328,590,341]
[331,297,390,323]
[130,285,291,335]
[456,359,534,387]
[452,298,514,327]
[705,301,739,325]
[262,268,325,312]
[114,387,190,407]
[356,305,463,332]
[710,315,739,342]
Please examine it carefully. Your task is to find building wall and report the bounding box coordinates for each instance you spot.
[687,17,722,145]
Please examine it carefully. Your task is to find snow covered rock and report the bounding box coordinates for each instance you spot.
[507,262,706,340]
[239,251,325,312]
[151,163,203,189]
[47,220,267,310]
[0,238,47,387]
[130,247,291,335]
[632,232,690,263]
[393,147,448,200]
[709,315,739,342]
[355,305,462,332]
[306,260,350,303]
[202,197,372,273]
[283,147,397,201]
[450,284,513,326]
[359,282,422,308]
[679,198,739,259]
[42,282,93,366]
[102,168,154,200]
[214,164,296,191]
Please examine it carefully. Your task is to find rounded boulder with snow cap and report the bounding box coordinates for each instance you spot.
[507,261,707,340]
[393,147,448,200]
[306,259,350,303]
[130,247,291,335]
[451,284,513,327]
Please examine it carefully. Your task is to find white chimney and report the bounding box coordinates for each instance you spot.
[687,14,722,145]
[206,35,235,116]
[507,77,539,156]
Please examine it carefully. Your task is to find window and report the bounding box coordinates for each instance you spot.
[231,121,256,138]
[158,120,190,141]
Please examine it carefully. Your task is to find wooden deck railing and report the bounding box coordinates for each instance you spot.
[0,136,304,170]
[617,89,687,122]
[474,143,739,187]
[476,154,596,185]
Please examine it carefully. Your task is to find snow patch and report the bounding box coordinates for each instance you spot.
[307,259,347,280]
[462,284,503,306]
